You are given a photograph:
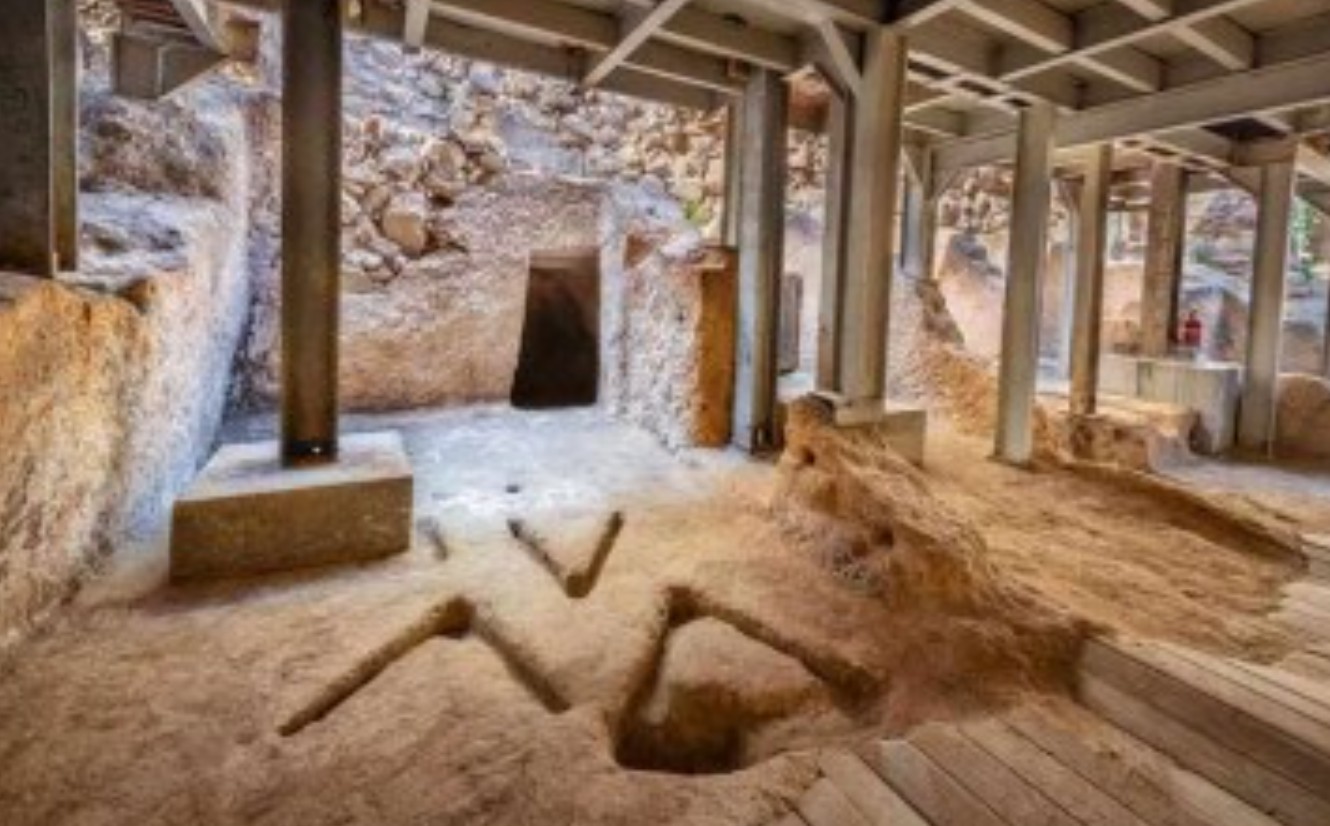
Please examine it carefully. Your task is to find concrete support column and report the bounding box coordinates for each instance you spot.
[731,68,787,452]
[995,101,1057,465]
[1055,179,1081,379]
[51,0,78,271]
[0,0,75,277]
[918,181,942,285]
[1140,163,1188,358]
[1069,144,1113,417]
[900,170,937,282]
[835,28,907,410]
[1238,158,1296,453]
[720,101,744,249]
[281,0,343,465]
[1323,281,1330,379]
[816,88,852,392]
[899,178,919,274]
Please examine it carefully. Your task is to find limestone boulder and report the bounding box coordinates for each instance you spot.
[81,85,244,200]
[423,137,467,180]
[1276,374,1330,461]
[381,193,430,257]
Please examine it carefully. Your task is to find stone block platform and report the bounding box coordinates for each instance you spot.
[805,391,928,466]
[1099,354,1242,454]
[778,377,928,466]
[170,432,413,582]
[874,404,927,466]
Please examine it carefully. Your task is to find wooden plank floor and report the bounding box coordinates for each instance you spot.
[1274,578,1330,696]
[766,625,1330,825]
[1302,536,1330,583]
[1079,640,1330,826]
[767,695,1293,826]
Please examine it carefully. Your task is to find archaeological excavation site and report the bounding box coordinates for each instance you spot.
[6,0,1330,823]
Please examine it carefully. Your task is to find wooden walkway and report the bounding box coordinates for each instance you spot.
[767,577,1330,826]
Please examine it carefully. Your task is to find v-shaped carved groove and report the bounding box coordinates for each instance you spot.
[508,510,625,599]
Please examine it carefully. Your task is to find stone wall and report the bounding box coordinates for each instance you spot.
[232,25,760,446]
[606,235,736,449]
[0,74,269,646]
[243,172,608,409]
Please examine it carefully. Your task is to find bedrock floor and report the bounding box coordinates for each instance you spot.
[0,406,1324,825]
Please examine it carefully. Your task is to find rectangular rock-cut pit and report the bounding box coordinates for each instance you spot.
[170,431,413,582]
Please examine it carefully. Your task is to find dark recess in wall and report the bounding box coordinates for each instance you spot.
[512,251,600,409]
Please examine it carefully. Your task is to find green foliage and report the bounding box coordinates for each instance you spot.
[683,199,711,228]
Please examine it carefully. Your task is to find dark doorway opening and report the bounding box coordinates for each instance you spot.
[512,251,600,409]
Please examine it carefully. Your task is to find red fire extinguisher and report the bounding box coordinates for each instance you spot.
[1180,310,1203,349]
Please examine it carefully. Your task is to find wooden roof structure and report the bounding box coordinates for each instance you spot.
[117,0,220,47]
[221,0,1330,208]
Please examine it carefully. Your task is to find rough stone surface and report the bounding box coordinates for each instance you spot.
[622,617,827,771]
[0,58,270,645]
[607,237,735,448]
[1037,399,1197,472]
[0,198,253,646]
[379,193,429,257]
[772,398,1090,730]
[1276,374,1330,461]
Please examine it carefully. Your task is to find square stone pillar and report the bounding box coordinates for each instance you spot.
[1069,144,1113,417]
[731,68,788,453]
[995,101,1057,465]
[0,0,78,277]
[1140,163,1188,358]
[1238,157,1296,452]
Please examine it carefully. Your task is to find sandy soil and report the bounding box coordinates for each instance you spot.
[0,406,1316,825]
[925,424,1306,660]
[1164,457,1330,535]
[0,406,1059,826]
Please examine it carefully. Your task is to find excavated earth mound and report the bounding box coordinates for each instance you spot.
[773,398,1090,719]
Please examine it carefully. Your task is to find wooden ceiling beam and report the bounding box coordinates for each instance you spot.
[998,0,1266,83]
[654,7,798,72]
[356,1,724,110]
[431,0,799,74]
[1174,16,1255,71]
[955,0,1071,54]
[933,50,1330,174]
[584,0,692,87]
